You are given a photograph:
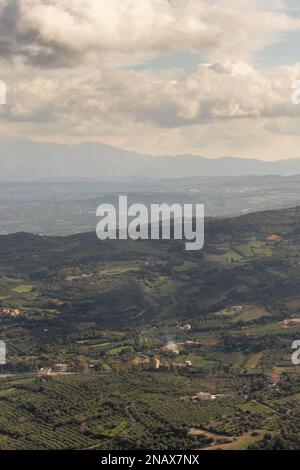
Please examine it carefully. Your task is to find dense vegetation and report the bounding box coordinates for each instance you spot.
[1,206,300,449]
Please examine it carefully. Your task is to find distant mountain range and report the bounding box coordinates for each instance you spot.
[1,136,300,181]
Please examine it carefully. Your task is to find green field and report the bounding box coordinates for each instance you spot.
[1,207,300,449]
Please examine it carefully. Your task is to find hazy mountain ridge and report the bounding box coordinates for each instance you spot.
[1,137,300,181]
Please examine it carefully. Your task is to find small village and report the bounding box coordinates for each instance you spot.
[0,307,21,318]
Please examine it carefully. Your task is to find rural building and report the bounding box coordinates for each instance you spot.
[178,323,192,331]
[0,308,21,317]
[39,367,52,376]
[53,364,68,373]
[154,358,161,369]
[192,391,217,401]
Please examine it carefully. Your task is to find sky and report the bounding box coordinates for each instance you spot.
[0,0,300,160]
